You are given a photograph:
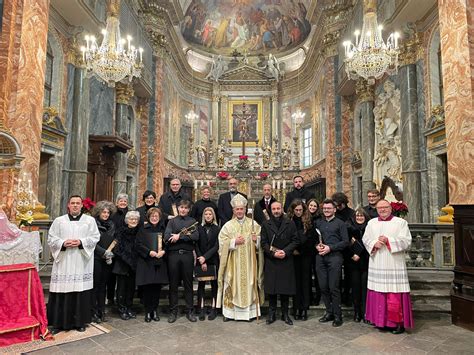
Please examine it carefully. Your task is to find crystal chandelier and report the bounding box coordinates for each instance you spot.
[81,0,143,87]
[343,0,400,85]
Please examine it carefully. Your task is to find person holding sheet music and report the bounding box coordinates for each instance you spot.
[346,207,370,323]
[195,207,220,321]
[135,207,168,323]
[164,200,199,323]
[159,179,191,224]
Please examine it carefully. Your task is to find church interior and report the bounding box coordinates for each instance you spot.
[0,0,473,350]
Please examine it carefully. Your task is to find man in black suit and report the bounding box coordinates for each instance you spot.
[158,179,191,223]
[253,183,276,225]
[217,178,247,225]
[283,175,315,212]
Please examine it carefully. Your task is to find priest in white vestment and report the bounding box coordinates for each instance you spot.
[363,199,414,334]
[217,194,264,321]
[47,195,100,333]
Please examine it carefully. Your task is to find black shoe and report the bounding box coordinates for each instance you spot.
[294,310,302,320]
[186,312,197,322]
[76,326,86,332]
[99,311,107,322]
[50,328,61,335]
[208,308,217,321]
[302,310,308,321]
[223,316,230,322]
[333,318,343,327]
[281,314,293,326]
[391,325,405,334]
[92,314,101,324]
[168,312,177,323]
[354,313,362,323]
[145,312,152,323]
[127,309,136,319]
[119,311,130,320]
[198,309,206,321]
[152,311,160,322]
[363,318,371,325]
[319,314,335,323]
[266,311,276,325]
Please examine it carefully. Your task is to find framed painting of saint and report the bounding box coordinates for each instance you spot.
[228,100,262,147]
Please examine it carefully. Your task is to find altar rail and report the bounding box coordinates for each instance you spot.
[33,221,454,269]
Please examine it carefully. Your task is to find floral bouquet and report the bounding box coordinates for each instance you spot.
[18,211,34,228]
[239,155,248,160]
[82,197,96,215]
[391,201,408,218]
[257,172,269,180]
[217,171,230,180]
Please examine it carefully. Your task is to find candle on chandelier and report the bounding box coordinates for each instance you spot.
[272,180,276,189]
[194,180,198,189]
[277,181,281,189]
[283,180,286,189]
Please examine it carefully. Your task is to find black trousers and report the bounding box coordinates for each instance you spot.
[168,251,194,313]
[116,273,135,310]
[316,252,343,318]
[351,266,368,317]
[92,258,112,315]
[293,254,312,311]
[268,294,290,314]
[107,271,116,301]
[311,255,321,302]
[142,284,162,313]
[342,252,352,302]
[47,290,92,330]
[197,279,218,310]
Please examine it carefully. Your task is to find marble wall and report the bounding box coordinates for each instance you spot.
[89,78,115,135]
[438,0,474,205]
[324,57,337,196]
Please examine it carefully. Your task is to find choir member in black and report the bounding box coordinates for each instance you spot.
[135,208,168,322]
[159,178,191,223]
[136,190,157,225]
[332,192,355,306]
[253,183,276,225]
[91,201,116,323]
[195,207,220,321]
[363,189,380,219]
[261,201,300,325]
[307,198,322,305]
[287,200,317,321]
[113,211,139,320]
[217,178,247,225]
[346,207,370,323]
[283,175,315,212]
[315,199,349,327]
[108,193,129,306]
[164,200,199,323]
[191,186,218,224]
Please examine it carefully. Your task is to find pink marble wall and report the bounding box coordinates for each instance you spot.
[138,104,149,206]
[0,0,50,195]
[341,98,353,204]
[438,0,474,204]
[324,57,337,197]
[153,58,165,195]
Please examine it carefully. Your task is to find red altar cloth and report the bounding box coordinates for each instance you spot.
[0,263,50,347]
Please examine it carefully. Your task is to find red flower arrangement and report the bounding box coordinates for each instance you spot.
[390,201,408,218]
[82,197,96,214]
[258,172,269,180]
[217,171,230,180]
[239,155,248,160]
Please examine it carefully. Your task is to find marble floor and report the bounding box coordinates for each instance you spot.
[29,311,473,354]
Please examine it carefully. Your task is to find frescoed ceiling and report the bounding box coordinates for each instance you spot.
[179,0,313,56]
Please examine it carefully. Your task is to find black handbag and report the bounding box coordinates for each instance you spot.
[194,264,217,281]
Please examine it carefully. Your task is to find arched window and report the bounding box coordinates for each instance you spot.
[43,42,53,107]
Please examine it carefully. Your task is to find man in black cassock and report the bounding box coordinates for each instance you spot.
[217,178,247,225]
[253,183,276,225]
[283,175,315,212]
[261,201,300,325]
[191,185,218,223]
[159,179,191,223]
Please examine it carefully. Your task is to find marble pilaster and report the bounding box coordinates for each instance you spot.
[399,63,422,223]
[271,93,279,143]
[356,79,376,205]
[211,94,220,140]
[2,0,50,194]
[45,155,62,218]
[68,67,90,197]
[152,57,165,195]
[324,57,337,196]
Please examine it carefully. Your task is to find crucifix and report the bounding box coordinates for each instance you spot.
[232,102,255,156]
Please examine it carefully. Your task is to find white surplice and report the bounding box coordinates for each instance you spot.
[48,214,100,293]
[362,216,412,293]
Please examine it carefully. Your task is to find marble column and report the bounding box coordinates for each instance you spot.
[211,93,220,140]
[68,66,90,197]
[399,62,422,223]
[271,92,279,144]
[356,79,376,205]
[114,82,134,198]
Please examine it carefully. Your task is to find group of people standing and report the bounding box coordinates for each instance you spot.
[46,176,414,336]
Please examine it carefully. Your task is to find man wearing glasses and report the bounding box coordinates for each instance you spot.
[364,189,380,219]
[314,199,349,327]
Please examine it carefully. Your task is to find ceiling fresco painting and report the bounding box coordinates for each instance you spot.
[181,0,312,55]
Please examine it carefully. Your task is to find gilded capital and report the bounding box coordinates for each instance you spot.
[355,78,375,102]
[399,32,423,66]
[65,35,85,67]
[107,0,121,17]
[116,82,135,105]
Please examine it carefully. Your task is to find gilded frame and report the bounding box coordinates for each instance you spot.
[228,100,263,147]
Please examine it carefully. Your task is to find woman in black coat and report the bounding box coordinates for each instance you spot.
[307,198,322,306]
[195,207,220,321]
[92,201,116,323]
[346,207,370,323]
[113,211,140,320]
[287,200,317,321]
[136,207,168,322]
